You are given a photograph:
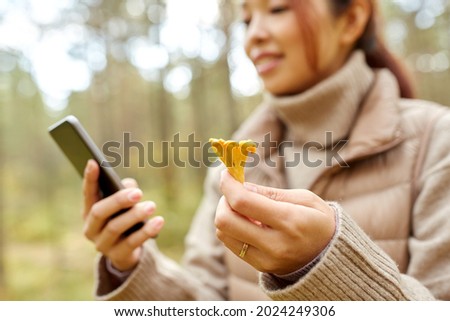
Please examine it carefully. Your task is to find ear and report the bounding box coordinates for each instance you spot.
[339,0,372,46]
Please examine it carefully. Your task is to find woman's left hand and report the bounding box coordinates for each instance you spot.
[215,170,336,275]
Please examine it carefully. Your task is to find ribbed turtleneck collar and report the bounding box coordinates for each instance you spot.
[265,51,375,146]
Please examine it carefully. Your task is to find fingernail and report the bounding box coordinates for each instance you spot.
[128,189,142,202]
[243,182,257,193]
[151,217,164,229]
[144,201,156,214]
[84,160,92,174]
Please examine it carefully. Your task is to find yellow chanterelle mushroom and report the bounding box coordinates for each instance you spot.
[209,138,257,183]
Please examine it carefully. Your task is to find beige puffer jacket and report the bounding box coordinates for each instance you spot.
[95,52,450,301]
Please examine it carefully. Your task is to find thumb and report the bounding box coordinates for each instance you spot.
[243,182,325,210]
[243,182,294,203]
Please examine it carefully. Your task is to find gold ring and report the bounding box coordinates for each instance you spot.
[239,242,249,258]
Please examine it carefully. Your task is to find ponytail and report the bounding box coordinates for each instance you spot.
[354,1,416,98]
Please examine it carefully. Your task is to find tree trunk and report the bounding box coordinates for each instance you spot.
[219,0,239,135]
[0,88,6,290]
[155,0,177,204]
[0,168,5,291]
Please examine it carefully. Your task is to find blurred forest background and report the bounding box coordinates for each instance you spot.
[0,0,449,300]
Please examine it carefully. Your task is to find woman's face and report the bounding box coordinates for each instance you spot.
[242,0,350,96]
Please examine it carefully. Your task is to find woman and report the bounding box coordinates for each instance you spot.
[82,0,450,300]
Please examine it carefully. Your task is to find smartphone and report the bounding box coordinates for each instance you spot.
[48,115,144,236]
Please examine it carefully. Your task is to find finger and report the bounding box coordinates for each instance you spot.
[220,171,291,228]
[120,216,164,251]
[218,233,253,258]
[108,216,165,268]
[216,231,264,265]
[82,159,101,220]
[215,196,275,248]
[94,201,156,253]
[84,188,143,239]
[122,178,138,188]
[216,232,278,274]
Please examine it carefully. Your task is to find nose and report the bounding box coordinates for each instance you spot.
[245,14,270,47]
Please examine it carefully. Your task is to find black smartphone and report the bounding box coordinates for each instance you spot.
[48,115,144,236]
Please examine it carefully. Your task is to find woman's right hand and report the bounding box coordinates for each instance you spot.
[82,160,164,272]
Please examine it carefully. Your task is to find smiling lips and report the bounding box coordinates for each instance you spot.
[251,52,283,75]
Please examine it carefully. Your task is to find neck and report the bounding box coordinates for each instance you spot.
[266,51,375,146]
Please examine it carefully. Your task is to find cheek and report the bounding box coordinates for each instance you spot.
[315,27,345,77]
[270,24,317,94]
[268,47,316,95]
[279,64,316,95]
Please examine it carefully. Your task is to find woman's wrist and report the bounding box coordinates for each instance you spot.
[105,258,135,282]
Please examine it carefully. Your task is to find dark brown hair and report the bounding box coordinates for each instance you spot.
[291,0,415,98]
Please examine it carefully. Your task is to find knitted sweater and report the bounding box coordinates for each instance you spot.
[94,51,450,300]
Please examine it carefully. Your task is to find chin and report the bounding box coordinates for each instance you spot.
[266,86,305,97]
[265,83,289,96]
[263,78,309,97]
